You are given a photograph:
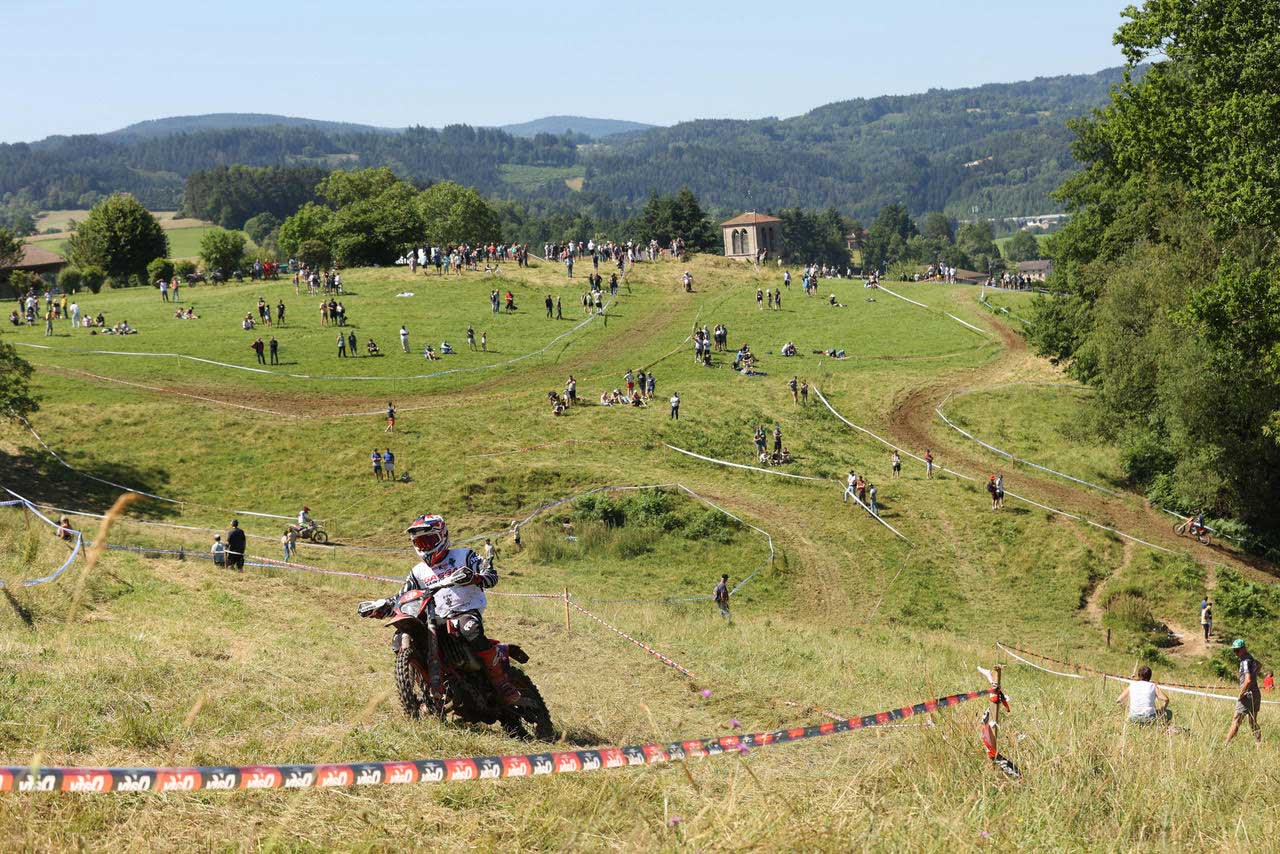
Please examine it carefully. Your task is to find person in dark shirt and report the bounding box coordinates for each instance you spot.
[1227,638,1263,744]
[225,520,246,570]
[714,574,731,621]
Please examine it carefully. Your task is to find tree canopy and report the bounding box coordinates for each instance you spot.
[65,194,168,283]
[1028,0,1280,534]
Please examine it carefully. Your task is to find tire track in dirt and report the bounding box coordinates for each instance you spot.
[883,297,1277,584]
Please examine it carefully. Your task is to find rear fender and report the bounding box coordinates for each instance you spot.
[504,643,530,665]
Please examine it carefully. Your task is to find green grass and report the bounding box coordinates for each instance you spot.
[994,232,1052,255]
[29,226,248,262]
[498,164,586,193]
[3,253,1280,849]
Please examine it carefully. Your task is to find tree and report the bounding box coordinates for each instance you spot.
[1003,230,1042,262]
[298,240,332,269]
[278,202,333,258]
[636,188,715,251]
[65,194,168,282]
[920,211,954,243]
[328,181,423,266]
[0,342,39,421]
[863,204,917,271]
[146,257,174,284]
[78,265,106,294]
[317,167,404,208]
[199,228,247,275]
[0,227,23,279]
[957,220,1002,273]
[243,212,281,245]
[417,181,502,247]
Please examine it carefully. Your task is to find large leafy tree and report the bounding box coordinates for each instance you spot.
[65,194,168,282]
[417,181,502,247]
[278,202,334,258]
[862,203,916,271]
[1029,0,1280,529]
[0,342,39,420]
[199,228,247,275]
[0,227,24,277]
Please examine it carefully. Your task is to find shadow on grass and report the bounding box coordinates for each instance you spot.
[0,444,180,519]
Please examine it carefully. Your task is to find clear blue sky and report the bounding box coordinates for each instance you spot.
[5,0,1131,143]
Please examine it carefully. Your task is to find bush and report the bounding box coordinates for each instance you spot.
[573,495,625,528]
[613,527,654,559]
[298,239,332,270]
[1214,569,1275,621]
[1120,428,1176,486]
[146,257,174,285]
[56,267,82,293]
[685,509,742,544]
[78,266,106,294]
[174,260,197,278]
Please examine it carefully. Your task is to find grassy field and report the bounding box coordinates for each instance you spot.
[31,210,210,236]
[3,255,1279,849]
[994,232,1053,256]
[29,225,245,262]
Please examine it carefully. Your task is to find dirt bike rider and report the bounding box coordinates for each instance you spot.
[363,514,520,705]
[1190,510,1207,536]
[291,506,316,535]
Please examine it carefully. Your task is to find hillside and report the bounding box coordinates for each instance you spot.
[0,68,1126,219]
[105,113,400,140]
[2,254,1278,846]
[498,116,655,139]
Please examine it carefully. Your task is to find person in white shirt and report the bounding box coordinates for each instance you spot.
[843,470,857,503]
[399,325,410,353]
[669,392,680,420]
[210,535,227,567]
[1115,666,1171,724]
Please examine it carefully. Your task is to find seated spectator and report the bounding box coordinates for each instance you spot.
[1115,666,1172,725]
[829,294,845,307]
[781,341,797,357]
[423,343,438,360]
[242,313,255,330]
[367,339,381,356]
[440,341,454,354]
[8,310,19,326]
[55,515,74,541]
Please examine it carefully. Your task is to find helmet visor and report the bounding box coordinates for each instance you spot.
[411,530,445,556]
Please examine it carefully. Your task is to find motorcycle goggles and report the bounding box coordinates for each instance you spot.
[410,529,446,556]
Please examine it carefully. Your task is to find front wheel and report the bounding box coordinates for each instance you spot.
[311,530,328,544]
[394,648,439,720]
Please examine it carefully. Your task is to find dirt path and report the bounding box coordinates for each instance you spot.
[882,294,1277,584]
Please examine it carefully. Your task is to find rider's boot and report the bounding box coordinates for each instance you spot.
[475,646,521,705]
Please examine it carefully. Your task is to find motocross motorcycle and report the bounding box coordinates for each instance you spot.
[359,569,554,740]
[292,522,328,544]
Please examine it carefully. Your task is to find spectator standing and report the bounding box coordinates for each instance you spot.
[382,448,396,480]
[868,483,879,516]
[891,450,902,478]
[269,336,279,365]
[925,449,935,479]
[481,331,487,352]
[250,337,266,365]
[545,294,553,318]
[714,574,731,621]
[844,470,857,503]
[995,472,1005,509]
[385,402,396,433]
[400,325,410,353]
[670,392,680,420]
[556,295,563,319]
[800,380,809,405]
[348,330,357,356]
[1226,639,1263,744]
[211,534,226,567]
[337,333,347,358]
[1264,672,1275,692]
[70,301,79,327]
[277,301,286,325]
[226,520,246,571]
[788,376,798,403]
[467,325,476,350]
[773,424,782,454]
[1201,599,1212,642]
[282,528,296,563]
[160,279,169,302]
[371,449,384,481]
[647,372,656,399]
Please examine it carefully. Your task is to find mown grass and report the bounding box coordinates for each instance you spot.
[29,225,244,262]
[2,254,1278,849]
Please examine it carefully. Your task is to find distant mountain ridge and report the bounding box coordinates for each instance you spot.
[496,116,655,139]
[104,113,653,142]
[1,68,1129,222]
[106,113,401,140]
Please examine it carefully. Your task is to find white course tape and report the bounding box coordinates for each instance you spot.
[14,415,294,520]
[812,387,1180,555]
[997,643,1279,704]
[842,488,911,543]
[874,284,989,337]
[12,294,613,383]
[934,392,1121,497]
[664,444,828,482]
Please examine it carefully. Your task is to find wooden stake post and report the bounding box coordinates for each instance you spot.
[563,588,571,634]
[992,664,1003,748]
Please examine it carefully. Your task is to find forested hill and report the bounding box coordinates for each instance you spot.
[497,116,655,139]
[584,67,1127,219]
[105,114,399,140]
[1,68,1125,221]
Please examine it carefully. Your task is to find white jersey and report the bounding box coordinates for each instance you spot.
[403,547,489,618]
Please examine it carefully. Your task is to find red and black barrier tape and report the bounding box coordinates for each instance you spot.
[0,688,983,794]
